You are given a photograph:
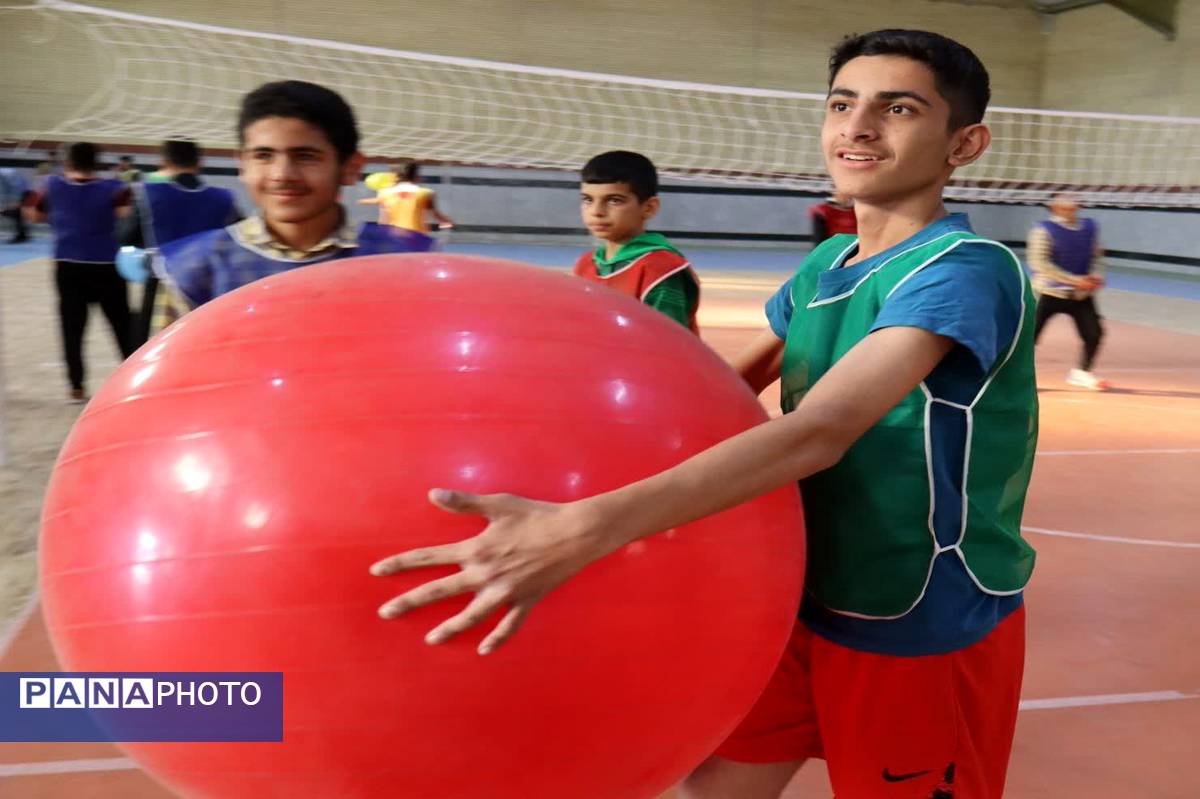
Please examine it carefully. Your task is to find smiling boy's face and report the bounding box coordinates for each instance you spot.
[822,54,978,205]
[239,116,362,227]
[580,182,659,245]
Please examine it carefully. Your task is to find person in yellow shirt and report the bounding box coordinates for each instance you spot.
[360,160,454,234]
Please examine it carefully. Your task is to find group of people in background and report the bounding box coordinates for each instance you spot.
[11,139,242,400]
[4,80,1109,406]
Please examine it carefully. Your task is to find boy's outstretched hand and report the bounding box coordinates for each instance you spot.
[370,489,613,655]
[370,327,957,656]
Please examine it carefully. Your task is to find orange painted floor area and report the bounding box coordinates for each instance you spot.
[3,303,1198,798]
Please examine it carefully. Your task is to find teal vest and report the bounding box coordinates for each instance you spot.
[782,231,1038,618]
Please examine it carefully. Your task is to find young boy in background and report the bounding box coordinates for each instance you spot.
[572,150,700,331]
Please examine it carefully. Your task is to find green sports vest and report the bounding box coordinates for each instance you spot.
[782,231,1038,618]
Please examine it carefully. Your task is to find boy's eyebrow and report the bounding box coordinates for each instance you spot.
[244,145,326,155]
[827,87,933,107]
[580,190,633,199]
[878,90,932,107]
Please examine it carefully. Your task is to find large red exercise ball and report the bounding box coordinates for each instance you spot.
[40,254,805,799]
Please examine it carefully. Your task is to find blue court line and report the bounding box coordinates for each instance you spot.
[0,237,50,268]
[5,236,1198,301]
[1100,269,1200,300]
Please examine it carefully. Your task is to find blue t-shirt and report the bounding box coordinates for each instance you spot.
[766,213,1024,656]
[46,175,125,262]
[161,221,436,307]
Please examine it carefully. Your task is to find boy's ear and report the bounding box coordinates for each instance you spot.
[948,123,991,168]
[340,152,367,186]
[641,195,661,221]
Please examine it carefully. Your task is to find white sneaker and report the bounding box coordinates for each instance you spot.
[1066,369,1110,390]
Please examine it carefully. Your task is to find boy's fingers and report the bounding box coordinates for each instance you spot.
[370,542,462,576]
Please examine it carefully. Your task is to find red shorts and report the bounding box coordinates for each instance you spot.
[715,606,1025,798]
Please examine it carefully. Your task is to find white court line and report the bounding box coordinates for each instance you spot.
[703,278,783,290]
[1037,448,1200,456]
[1043,396,1200,414]
[1019,691,1198,711]
[1023,525,1200,549]
[0,758,138,778]
[2,691,1197,778]
[1101,367,1200,373]
[0,589,40,661]
[696,308,766,328]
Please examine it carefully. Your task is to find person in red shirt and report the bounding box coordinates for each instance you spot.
[809,191,857,245]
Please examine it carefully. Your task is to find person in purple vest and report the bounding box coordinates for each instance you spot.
[121,138,242,347]
[26,142,136,402]
[1028,193,1109,390]
[152,81,435,334]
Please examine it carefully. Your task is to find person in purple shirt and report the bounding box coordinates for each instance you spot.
[27,142,136,402]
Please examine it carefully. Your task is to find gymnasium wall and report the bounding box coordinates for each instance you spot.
[4,2,1195,271]
[2,153,1194,273]
[1041,0,1200,116]
[3,0,1048,142]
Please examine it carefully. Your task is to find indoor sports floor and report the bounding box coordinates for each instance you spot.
[1,241,1198,798]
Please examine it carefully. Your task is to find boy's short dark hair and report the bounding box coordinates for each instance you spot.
[237,80,359,162]
[161,139,201,169]
[581,151,658,202]
[66,142,99,172]
[828,30,990,130]
[117,155,132,165]
[395,159,420,182]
